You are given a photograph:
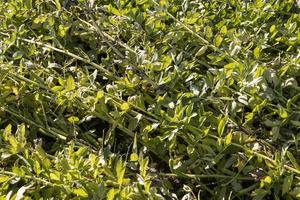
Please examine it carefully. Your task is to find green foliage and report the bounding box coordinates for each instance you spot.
[0,0,300,199]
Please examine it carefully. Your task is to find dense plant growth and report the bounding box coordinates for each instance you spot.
[0,0,300,199]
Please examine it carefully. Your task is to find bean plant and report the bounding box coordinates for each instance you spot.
[0,0,300,199]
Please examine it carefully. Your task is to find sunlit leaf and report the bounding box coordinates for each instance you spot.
[120,102,130,111]
[68,116,79,123]
[54,0,61,10]
[215,35,223,47]
[130,153,139,162]
[225,132,232,146]
[66,76,76,91]
[254,47,261,59]
[73,188,88,197]
[218,116,228,137]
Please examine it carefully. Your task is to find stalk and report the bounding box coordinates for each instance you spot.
[160,172,255,181]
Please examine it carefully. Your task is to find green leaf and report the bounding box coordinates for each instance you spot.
[12,51,23,60]
[184,13,199,24]
[0,175,9,183]
[278,105,288,118]
[75,147,88,157]
[120,102,130,111]
[218,116,228,137]
[49,172,60,181]
[116,159,126,185]
[8,136,19,153]
[130,153,139,162]
[16,124,26,144]
[254,47,261,59]
[205,26,213,39]
[282,175,293,195]
[96,90,104,101]
[68,116,79,123]
[287,151,300,170]
[54,0,62,10]
[159,0,168,6]
[12,166,25,177]
[3,124,12,140]
[33,15,48,24]
[140,157,149,177]
[215,35,223,47]
[73,188,88,197]
[128,113,142,131]
[108,4,122,16]
[263,176,272,184]
[58,77,65,86]
[224,132,232,146]
[36,146,51,169]
[291,120,300,128]
[220,26,227,34]
[185,104,194,117]
[24,0,32,9]
[47,16,55,26]
[270,25,276,33]
[251,189,268,200]
[271,126,280,141]
[224,62,236,77]
[58,25,70,37]
[66,76,76,91]
[224,62,236,70]
[195,46,208,57]
[137,0,148,5]
[52,86,64,92]
[107,188,116,200]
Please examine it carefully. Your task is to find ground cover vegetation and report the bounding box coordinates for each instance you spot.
[0,0,299,199]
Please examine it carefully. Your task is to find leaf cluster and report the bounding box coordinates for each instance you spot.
[0,0,300,199]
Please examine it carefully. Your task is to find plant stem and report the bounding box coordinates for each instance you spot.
[160,172,255,181]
